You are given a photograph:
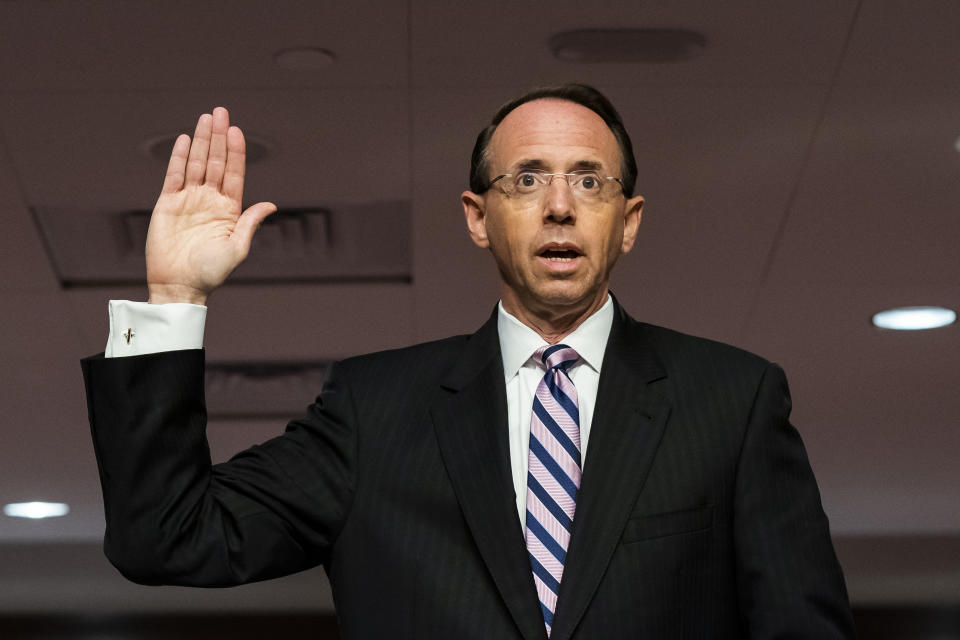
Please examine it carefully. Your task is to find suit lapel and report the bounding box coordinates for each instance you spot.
[549,303,672,640]
[431,311,548,640]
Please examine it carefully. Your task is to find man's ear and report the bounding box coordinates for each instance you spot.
[462,190,489,248]
[620,194,644,254]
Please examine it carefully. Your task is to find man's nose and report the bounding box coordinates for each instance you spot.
[543,175,576,223]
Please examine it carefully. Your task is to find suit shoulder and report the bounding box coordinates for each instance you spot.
[628,321,789,422]
[635,321,775,377]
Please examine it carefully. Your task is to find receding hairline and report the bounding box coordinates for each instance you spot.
[480,98,623,178]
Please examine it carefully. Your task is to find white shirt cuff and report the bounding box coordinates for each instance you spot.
[105,300,207,358]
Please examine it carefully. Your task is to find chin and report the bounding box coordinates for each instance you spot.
[530,285,597,312]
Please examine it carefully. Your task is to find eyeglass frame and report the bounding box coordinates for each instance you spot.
[481,170,628,199]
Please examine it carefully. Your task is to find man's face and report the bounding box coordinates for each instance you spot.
[463,98,644,323]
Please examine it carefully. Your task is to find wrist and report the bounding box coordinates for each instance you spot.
[147,284,208,306]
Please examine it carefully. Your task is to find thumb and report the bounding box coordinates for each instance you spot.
[232,202,278,258]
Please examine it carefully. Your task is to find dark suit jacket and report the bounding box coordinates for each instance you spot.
[81,301,854,639]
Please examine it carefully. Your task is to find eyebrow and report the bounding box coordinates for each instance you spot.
[513,158,550,172]
[511,158,605,172]
[569,160,603,172]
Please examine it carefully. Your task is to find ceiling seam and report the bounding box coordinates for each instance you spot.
[741,0,866,339]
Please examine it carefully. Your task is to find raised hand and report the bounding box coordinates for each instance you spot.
[145,107,277,305]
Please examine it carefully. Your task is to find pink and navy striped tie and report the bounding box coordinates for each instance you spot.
[526,344,582,637]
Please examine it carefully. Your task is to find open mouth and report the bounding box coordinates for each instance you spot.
[539,246,582,262]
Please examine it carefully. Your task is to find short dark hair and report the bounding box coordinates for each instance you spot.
[469,83,637,197]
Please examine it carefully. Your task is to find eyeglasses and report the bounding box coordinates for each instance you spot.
[485,170,626,202]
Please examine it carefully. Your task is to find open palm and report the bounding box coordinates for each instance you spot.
[146,107,276,305]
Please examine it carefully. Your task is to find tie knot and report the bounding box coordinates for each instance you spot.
[535,344,580,372]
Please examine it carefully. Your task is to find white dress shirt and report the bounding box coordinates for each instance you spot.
[104,295,614,526]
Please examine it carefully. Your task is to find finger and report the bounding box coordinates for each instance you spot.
[204,107,230,189]
[232,202,278,259]
[161,134,191,194]
[184,113,213,186]
[222,125,246,204]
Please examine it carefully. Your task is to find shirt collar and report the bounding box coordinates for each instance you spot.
[497,294,614,381]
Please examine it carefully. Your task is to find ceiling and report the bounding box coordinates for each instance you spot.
[0,0,958,612]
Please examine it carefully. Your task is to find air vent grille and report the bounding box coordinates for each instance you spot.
[33,201,410,286]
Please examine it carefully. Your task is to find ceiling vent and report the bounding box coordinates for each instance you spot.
[549,28,707,63]
[273,47,336,70]
[33,201,411,287]
[206,361,331,418]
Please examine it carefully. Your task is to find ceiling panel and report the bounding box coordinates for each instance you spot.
[0,0,407,91]
[0,139,23,205]
[411,0,856,87]
[766,82,960,287]
[0,89,411,209]
[0,143,58,292]
[837,0,960,87]
[0,204,60,292]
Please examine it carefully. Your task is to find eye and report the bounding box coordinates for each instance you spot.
[578,174,599,190]
[515,172,540,190]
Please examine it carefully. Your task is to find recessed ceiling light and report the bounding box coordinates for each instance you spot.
[954,135,960,153]
[273,47,336,70]
[141,132,273,164]
[872,306,956,330]
[4,502,70,519]
[549,29,707,63]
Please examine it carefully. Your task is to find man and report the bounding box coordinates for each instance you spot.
[82,84,855,639]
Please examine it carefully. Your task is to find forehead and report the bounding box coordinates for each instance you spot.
[488,98,621,172]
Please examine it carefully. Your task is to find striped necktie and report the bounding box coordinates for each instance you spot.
[525,344,582,637]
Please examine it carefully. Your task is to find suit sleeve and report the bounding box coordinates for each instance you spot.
[733,363,856,638]
[81,349,357,586]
